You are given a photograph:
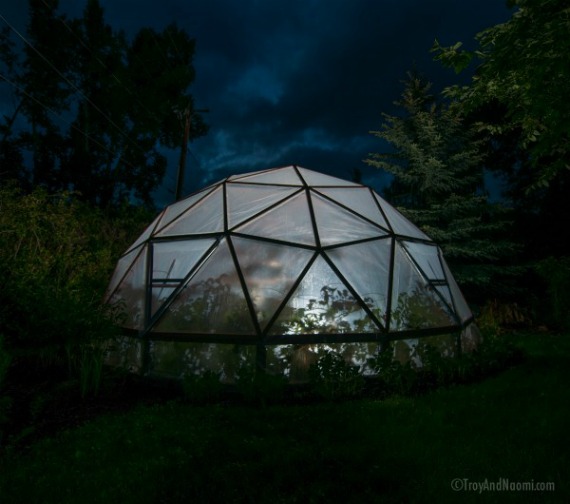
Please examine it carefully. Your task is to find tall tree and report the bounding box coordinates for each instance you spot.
[62,0,128,206]
[17,0,75,189]
[432,0,570,190]
[0,0,207,207]
[0,25,25,182]
[365,74,518,300]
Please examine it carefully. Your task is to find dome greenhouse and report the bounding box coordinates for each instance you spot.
[105,165,478,381]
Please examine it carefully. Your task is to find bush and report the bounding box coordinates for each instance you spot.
[182,371,226,404]
[308,351,365,400]
[370,344,418,396]
[477,299,531,332]
[0,184,150,395]
[534,256,570,330]
[0,334,12,447]
[235,366,288,406]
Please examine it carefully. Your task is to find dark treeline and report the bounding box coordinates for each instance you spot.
[0,0,207,208]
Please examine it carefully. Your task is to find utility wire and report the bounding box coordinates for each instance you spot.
[150,29,177,72]
[165,25,182,61]
[0,12,148,159]
[0,71,142,175]
[1,10,194,199]
[2,69,179,195]
[39,0,163,125]
[35,3,206,188]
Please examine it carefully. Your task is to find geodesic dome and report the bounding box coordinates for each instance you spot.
[105,165,476,380]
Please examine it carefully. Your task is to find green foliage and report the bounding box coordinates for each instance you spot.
[308,351,365,400]
[370,329,524,396]
[0,336,9,391]
[366,75,485,207]
[280,286,379,334]
[0,184,148,395]
[370,343,418,395]
[234,366,287,406]
[182,370,226,404]
[477,299,531,333]
[534,257,570,330]
[432,0,570,189]
[391,288,453,331]
[158,277,253,334]
[365,74,519,299]
[0,335,12,445]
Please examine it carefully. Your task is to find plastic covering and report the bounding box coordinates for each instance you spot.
[104,165,476,380]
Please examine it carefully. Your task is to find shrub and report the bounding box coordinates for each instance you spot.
[0,334,12,448]
[477,299,531,333]
[308,351,365,400]
[235,366,288,406]
[0,184,150,395]
[370,344,417,396]
[534,257,570,330]
[182,371,226,404]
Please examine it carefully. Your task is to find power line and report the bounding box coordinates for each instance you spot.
[1,10,206,203]
[0,12,148,160]
[0,71,141,175]
[38,0,163,126]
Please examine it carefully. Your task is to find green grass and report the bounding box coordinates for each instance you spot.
[1,332,568,503]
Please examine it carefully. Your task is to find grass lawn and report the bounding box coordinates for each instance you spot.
[0,331,568,503]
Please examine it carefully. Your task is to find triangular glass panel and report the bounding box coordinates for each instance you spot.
[390,242,456,332]
[297,167,360,187]
[105,244,144,302]
[402,241,445,280]
[226,183,299,229]
[152,239,216,281]
[441,257,472,323]
[108,244,148,330]
[156,186,224,237]
[153,238,256,335]
[374,194,430,240]
[315,187,389,228]
[231,236,315,331]
[311,192,386,246]
[235,191,316,246]
[154,187,215,233]
[232,166,303,186]
[435,285,455,314]
[325,238,392,329]
[151,286,177,317]
[124,213,162,254]
[268,255,379,335]
[228,170,265,181]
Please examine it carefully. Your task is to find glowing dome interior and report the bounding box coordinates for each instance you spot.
[105,165,475,380]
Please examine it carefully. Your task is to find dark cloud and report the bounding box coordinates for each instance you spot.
[1,0,512,205]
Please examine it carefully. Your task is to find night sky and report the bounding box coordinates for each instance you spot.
[1,0,513,206]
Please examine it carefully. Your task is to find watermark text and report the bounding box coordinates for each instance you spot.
[451,478,555,493]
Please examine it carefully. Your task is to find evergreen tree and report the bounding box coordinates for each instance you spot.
[365,75,518,300]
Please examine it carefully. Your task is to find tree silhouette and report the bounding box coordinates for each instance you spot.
[0,0,208,207]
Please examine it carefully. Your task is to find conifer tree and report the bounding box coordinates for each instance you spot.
[365,74,518,300]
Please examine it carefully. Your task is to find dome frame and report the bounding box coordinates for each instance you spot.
[105,165,475,375]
